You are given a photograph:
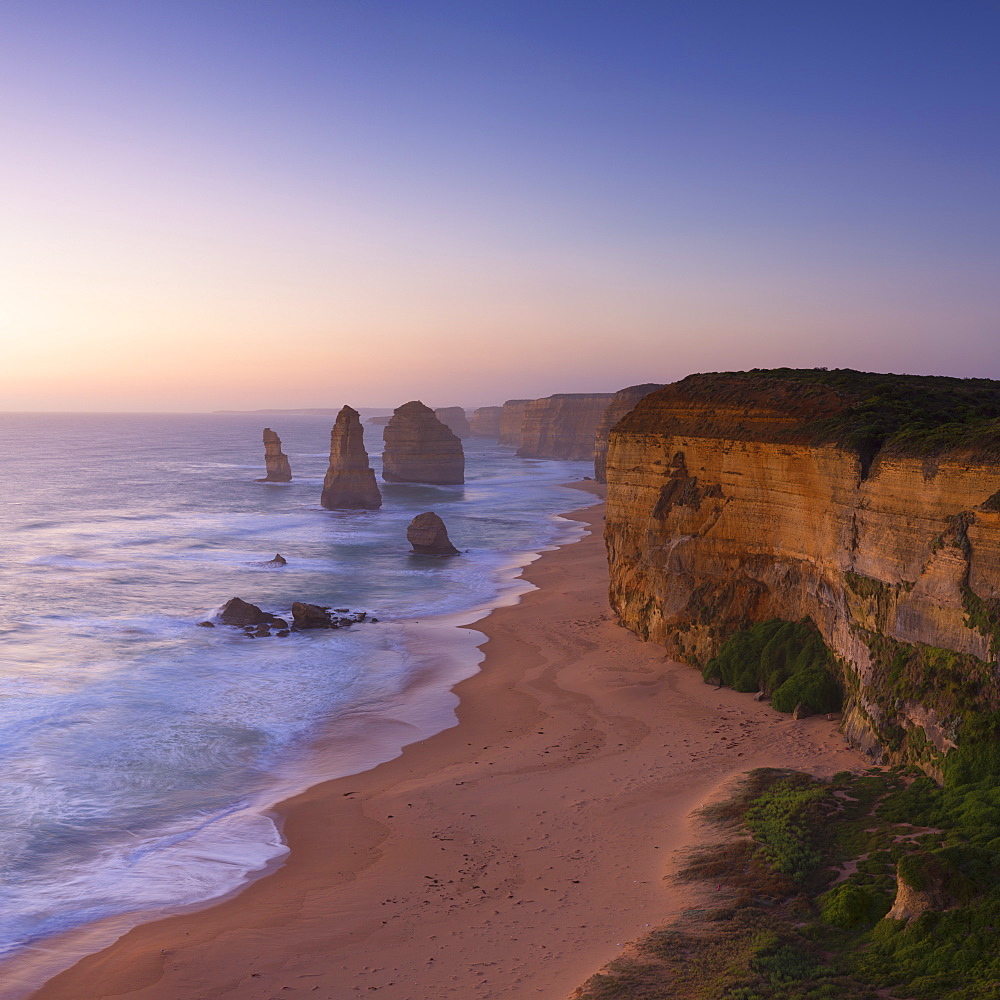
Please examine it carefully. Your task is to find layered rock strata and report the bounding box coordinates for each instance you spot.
[498,399,531,447]
[470,406,503,438]
[259,428,291,482]
[407,512,460,555]
[594,383,665,482]
[604,370,1000,763]
[516,393,615,461]
[382,401,465,484]
[434,407,472,439]
[321,406,382,510]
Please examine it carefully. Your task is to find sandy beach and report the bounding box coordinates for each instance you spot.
[30,484,863,1000]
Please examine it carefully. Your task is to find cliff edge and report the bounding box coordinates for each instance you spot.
[605,369,1000,766]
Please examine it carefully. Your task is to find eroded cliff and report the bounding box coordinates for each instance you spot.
[498,399,531,448]
[594,383,665,482]
[605,370,1000,765]
[470,406,503,438]
[516,393,615,461]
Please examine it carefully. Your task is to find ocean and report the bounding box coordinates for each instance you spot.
[0,412,591,989]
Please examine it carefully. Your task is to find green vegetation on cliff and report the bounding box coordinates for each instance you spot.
[575,767,1000,1000]
[668,368,1000,469]
[703,619,842,715]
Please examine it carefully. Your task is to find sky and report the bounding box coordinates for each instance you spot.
[1,0,998,411]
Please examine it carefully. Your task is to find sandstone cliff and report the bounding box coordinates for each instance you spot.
[594,384,666,482]
[321,405,382,510]
[470,406,503,438]
[498,400,531,448]
[605,370,1000,764]
[434,407,472,439]
[516,393,615,462]
[382,401,465,484]
[259,428,291,482]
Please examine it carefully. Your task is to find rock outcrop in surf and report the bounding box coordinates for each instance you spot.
[434,407,472,439]
[382,401,465,484]
[259,428,292,482]
[407,512,460,555]
[321,406,382,510]
[470,406,503,438]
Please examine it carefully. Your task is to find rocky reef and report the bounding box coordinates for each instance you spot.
[498,399,531,447]
[321,405,382,510]
[382,401,465,484]
[516,392,615,461]
[259,428,291,482]
[434,407,472,438]
[593,383,665,482]
[470,406,503,438]
[406,511,460,555]
[604,369,1000,766]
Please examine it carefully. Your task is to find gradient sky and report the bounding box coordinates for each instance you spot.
[2,0,998,410]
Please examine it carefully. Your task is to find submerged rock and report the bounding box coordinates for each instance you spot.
[258,428,292,482]
[382,401,464,484]
[407,512,460,555]
[321,406,382,510]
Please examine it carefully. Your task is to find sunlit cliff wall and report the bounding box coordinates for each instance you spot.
[605,372,1000,761]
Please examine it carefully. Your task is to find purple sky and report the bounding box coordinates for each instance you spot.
[2,1,998,410]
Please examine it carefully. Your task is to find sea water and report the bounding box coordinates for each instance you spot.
[0,412,591,975]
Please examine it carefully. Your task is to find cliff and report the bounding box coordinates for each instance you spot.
[594,384,666,482]
[605,369,1000,765]
[498,399,531,447]
[470,406,503,438]
[382,401,465,484]
[259,428,291,482]
[516,393,615,461]
[434,407,472,439]
[320,405,382,510]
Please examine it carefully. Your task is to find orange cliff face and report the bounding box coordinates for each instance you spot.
[515,393,615,462]
[605,372,1000,762]
[593,383,665,483]
[498,400,531,448]
[470,406,503,438]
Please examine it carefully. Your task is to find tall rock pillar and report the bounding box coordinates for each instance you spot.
[260,428,292,482]
[321,406,382,509]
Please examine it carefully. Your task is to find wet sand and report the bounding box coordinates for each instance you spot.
[31,485,862,1000]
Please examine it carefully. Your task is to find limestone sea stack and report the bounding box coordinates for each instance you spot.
[470,406,503,438]
[594,383,666,482]
[498,399,531,447]
[382,401,465,484]
[407,512,459,555]
[259,428,292,482]
[321,405,382,510]
[433,407,472,438]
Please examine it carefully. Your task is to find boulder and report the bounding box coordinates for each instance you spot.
[792,702,815,720]
[433,406,472,438]
[407,512,460,555]
[382,401,464,484]
[217,598,282,627]
[291,602,333,629]
[321,406,382,510]
[258,428,292,482]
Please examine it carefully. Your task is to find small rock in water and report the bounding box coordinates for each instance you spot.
[406,512,459,555]
[276,629,290,637]
[196,621,215,628]
[218,597,283,627]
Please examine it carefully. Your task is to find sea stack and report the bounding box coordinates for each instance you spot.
[260,428,292,482]
[406,512,460,555]
[382,401,465,484]
[433,407,472,438]
[321,405,382,510]
[470,406,503,438]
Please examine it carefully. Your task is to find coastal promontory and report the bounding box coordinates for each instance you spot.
[382,401,465,484]
[516,392,615,461]
[320,405,382,510]
[604,369,1000,768]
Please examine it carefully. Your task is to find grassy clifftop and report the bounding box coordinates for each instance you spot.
[618,369,1000,470]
